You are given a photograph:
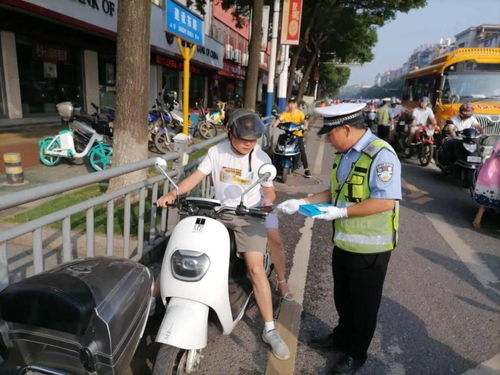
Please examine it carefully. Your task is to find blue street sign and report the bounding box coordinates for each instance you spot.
[165,0,204,45]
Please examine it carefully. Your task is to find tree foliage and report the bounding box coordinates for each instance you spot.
[319,65,351,98]
[290,0,427,101]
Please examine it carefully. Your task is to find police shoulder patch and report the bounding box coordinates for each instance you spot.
[376,163,394,182]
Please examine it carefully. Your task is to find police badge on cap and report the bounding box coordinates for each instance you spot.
[314,103,367,135]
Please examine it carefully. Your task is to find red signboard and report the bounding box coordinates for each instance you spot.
[218,61,246,80]
[155,55,201,74]
[34,43,69,64]
[281,0,303,45]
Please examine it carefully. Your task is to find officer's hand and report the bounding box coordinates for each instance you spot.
[315,206,348,221]
[277,199,305,215]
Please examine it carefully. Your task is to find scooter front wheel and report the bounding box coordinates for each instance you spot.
[419,144,432,166]
[39,137,61,166]
[281,167,290,183]
[153,344,202,375]
[88,143,113,171]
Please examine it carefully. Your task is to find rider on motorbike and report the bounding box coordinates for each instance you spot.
[273,96,311,178]
[408,96,437,144]
[156,109,290,360]
[446,103,483,137]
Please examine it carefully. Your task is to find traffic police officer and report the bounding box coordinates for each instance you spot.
[278,103,401,374]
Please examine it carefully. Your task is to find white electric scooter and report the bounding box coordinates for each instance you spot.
[153,158,277,374]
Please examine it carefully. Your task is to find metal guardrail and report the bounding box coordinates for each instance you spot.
[0,116,275,289]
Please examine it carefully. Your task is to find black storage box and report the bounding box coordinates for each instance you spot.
[0,257,152,375]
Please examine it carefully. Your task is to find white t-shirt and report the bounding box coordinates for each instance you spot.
[198,140,273,208]
[412,107,435,126]
[451,115,480,132]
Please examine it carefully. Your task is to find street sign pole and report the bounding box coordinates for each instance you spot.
[177,37,197,135]
[165,0,204,135]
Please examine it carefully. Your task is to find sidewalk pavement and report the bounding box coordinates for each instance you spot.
[0,123,64,172]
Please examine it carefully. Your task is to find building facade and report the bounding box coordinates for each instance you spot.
[455,24,500,48]
[0,0,224,125]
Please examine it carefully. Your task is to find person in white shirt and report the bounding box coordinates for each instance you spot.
[409,96,437,143]
[157,109,290,360]
[448,103,483,137]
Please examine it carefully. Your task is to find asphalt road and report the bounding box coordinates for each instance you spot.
[151,122,499,375]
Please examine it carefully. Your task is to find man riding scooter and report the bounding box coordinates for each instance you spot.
[445,103,483,137]
[273,96,311,178]
[156,109,290,361]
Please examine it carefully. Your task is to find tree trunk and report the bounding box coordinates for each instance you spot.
[297,53,316,102]
[243,0,263,110]
[108,0,151,191]
[286,45,303,99]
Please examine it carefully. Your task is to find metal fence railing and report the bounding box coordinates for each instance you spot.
[0,116,276,289]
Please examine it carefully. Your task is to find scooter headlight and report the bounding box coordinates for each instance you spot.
[171,250,210,282]
[463,142,477,153]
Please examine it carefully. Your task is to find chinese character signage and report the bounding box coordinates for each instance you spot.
[165,0,204,45]
[280,0,303,45]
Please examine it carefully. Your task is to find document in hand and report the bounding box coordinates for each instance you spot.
[298,203,332,217]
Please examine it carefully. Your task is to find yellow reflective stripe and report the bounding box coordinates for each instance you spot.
[5,166,23,174]
[334,232,394,246]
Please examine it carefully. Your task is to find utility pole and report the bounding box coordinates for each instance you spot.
[277,44,290,112]
[265,0,280,116]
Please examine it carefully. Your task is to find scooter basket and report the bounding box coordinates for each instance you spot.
[0,257,152,375]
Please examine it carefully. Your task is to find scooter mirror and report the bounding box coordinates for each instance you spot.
[154,157,179,192]
[258,164,277,182]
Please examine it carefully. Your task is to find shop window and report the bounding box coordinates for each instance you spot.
[162,68,180,99]
[16,38,83,115]
[98,55,116,109]
[190,74,205,107]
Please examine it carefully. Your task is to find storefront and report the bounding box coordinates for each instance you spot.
[214,61,246,104]
[0,0,223,124]
[16,37,83,115]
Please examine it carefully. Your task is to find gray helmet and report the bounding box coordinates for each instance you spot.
[228,109,265,140]
[420,96,430,102]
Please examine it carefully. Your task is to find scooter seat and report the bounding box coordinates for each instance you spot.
[0,273,95,336]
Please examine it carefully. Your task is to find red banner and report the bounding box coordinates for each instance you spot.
[280,0,303,45]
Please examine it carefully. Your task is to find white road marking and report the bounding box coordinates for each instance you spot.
[266,217,314,374]
[461,353,500,375]
[425,213,499,292]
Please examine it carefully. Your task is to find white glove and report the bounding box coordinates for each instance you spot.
[277,199,306,215]
[315,206,348,221]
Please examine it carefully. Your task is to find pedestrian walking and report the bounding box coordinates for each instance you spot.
[377,98,392,141]
[278,103,401,374]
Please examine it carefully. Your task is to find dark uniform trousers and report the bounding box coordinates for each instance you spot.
[331,246,391,363]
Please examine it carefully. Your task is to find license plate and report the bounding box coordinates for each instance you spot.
[467,156,482,163]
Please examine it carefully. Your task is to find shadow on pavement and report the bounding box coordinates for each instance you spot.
[414,247,500,309]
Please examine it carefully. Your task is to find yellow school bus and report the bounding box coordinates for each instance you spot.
[403,48,500,135]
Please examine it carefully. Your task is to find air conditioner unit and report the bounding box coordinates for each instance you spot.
[234,50,242,64]
[225,44,233,59]
[242,53,248,66]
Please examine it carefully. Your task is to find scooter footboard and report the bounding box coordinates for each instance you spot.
[156,298,209,350]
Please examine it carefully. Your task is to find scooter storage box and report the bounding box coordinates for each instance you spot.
[0,257,152,375]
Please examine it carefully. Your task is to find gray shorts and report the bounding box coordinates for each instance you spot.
[221,214,267,254]
[265,211,279,229]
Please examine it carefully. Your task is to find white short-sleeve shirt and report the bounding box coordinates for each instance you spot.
[412,107,435,125]
[451,115,480,132]
[198,141,273,208]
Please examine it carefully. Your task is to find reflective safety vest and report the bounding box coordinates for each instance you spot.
[330,139,399,253]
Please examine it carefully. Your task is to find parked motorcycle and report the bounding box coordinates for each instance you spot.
[0,257,152,375]
[436,127,483,188]
[403,123,436,166]
[152,158,276,374]
[39,102,113,171]
[272,122,304,183]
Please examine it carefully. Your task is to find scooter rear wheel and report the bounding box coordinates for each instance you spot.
[153,344,201,375]
[199,122,217,139]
